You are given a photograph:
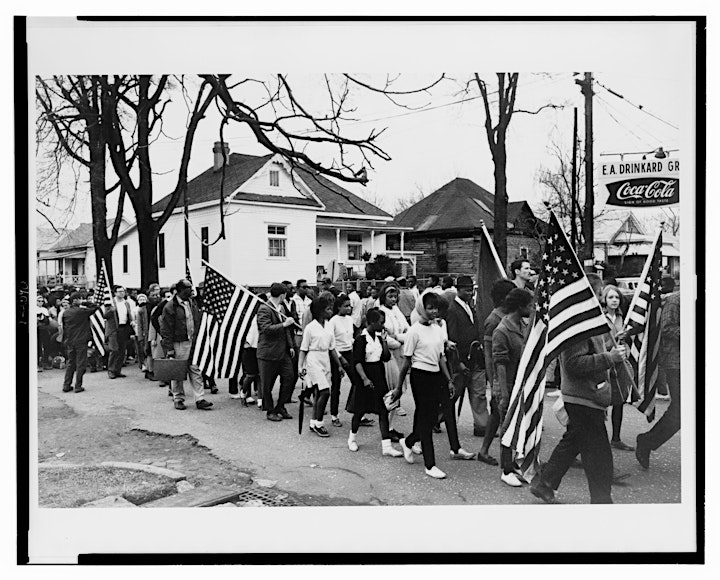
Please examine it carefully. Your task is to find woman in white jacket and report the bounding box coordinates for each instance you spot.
[378,283,410,434]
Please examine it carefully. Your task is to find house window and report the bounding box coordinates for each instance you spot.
[71,259,79,276]
[201,227,209,264]
[122,244,128,273]
[269,170,279,187]
[436,240,448,273]
[347,233,363,261]
[520,247,528,260]
[268,225,287,258]
[158,233,166,268]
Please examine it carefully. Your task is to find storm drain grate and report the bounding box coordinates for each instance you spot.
[234,487,301,507]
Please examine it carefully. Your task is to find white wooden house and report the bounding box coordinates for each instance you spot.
[110,143,409,289]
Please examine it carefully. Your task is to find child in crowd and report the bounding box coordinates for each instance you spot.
[345,308,403,457]
[328,294,355,428]
[299,296,344,437]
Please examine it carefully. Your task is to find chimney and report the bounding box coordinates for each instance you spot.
[213,141,230,172]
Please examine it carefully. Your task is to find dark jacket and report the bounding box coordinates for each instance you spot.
[62,304,99,346]
[446,297,482,364]
[159,295,202,354]
[492,314,527,390]
[660,291,680,369]
[484,307,506,385]
[559,335,616,410]
[256,302,294,361]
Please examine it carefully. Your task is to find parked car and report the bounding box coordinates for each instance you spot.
[615,277,641,300]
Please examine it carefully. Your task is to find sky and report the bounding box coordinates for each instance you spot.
[27,20,691,233]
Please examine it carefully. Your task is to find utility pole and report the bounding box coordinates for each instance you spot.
[571,107,578,251]
[183,184,190,268]
[575,72,594,271]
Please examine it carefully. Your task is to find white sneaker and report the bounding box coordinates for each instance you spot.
[399,438,414,464]
[425,466,447,479]
[229,393,242,399]
[382,443,403,457]
[500,472,523,487]
[348,440,359,452]
[412,442,422,455]
[451,448,476,460]
[246,396,256,404]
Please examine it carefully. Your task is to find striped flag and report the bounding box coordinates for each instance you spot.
[190,264,260,379]
[624,229,663,422]
[185,258,194,287]
[501,212,610,479]
[90,260,113,356]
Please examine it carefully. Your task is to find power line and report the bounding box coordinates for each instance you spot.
[595,93,666,145]
[595,79,679,130]
[595,94,657,148]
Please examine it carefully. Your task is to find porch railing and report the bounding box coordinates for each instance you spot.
[36,274,87,288]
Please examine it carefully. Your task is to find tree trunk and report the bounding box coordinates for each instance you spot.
[136,216,159,290]
[88,128,114,285]
[493,141,509,267]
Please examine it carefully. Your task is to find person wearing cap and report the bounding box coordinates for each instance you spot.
[160,279,213,411]
[257,282,297,421]
[60,292,100,393]
[445,275,489,437]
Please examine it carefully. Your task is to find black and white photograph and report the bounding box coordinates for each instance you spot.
[13,11,704,565]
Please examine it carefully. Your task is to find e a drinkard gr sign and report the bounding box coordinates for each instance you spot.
[599,158,679,207]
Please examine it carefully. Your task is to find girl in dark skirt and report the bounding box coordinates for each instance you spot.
[346,308,403,457]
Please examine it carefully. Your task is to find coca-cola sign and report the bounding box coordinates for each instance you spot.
[599,158,680,207]
[606,177,679,207]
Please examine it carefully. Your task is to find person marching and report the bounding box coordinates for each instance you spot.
[345,308,403,457]
[394,292,458,480]
[492,288,533,487]
[379,283,410,428]
[298,295,345,437]
[328,294,355,428]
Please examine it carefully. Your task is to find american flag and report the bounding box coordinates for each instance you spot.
[500,212,610,478]
[185,258,194,288]
[90,260,113,356]
[624,229,663,422]
[190,264,260,379]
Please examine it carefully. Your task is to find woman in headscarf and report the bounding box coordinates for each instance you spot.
[378,282,410,436]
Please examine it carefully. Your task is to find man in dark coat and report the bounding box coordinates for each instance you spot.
[61,292,100,393]
[445,275,489,436]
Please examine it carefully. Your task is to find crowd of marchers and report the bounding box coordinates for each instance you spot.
[36,259,680,503]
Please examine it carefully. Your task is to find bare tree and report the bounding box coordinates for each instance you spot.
[471,73,561,266]
[392,183,428,216]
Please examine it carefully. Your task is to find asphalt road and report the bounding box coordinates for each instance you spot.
[35,364,681,506]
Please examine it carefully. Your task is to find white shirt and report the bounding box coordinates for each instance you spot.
[455,295,474,324]
[359,329,384,363]
[328,314,354,352]
[244,316,259,348]
[114,298,133,325]
[380,304,409,349]
[403,321,447,372]
[292,294,311,321]
[300,319,336,352]
[349,291,362,327]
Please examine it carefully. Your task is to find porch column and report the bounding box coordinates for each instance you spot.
[400,231,405,259]
[63,257,67,283]
[370,230,375,257]
[336,228,341,266]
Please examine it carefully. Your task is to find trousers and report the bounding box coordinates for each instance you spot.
[405,369,442,469]
[170,341,205,403]
[330,349,353,416]
[258,355,295,414]
[63,342,88,389]
[108,325,132,375]
[541,402,613,504]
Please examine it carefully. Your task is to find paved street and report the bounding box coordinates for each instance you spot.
[35,364,681,506]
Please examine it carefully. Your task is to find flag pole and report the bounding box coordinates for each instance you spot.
[200,259,302,330]
[101,259,120,330]
[621,225,664,333]
[480,220,508,279]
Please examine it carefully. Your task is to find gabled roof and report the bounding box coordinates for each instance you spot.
[392,177,534,233]
[37,227,66,252]
[50,223,93,251]
[150,152,390,218]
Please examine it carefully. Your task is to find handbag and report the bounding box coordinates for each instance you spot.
[383,390,399,412]
[153,358,189,382]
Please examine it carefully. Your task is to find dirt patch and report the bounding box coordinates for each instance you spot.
[39,466,178,508]
[38,391,254,494]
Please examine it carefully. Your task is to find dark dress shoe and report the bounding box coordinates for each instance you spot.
[266,412,282,422]
[174,400,186,410]
[108,373,118,379]
[477,452,499,466]
[389,429,405,443]
[73,386,85,393]
[117,373,127,378]
[530,479,556,504]
[62,386,73,393]
[196,400,213,410]
[145,371,158,381]
[432,424,442,434]
[359,417,375,427]
[277,408,292,420]
[473,428,486,437]
[611,439,635,452]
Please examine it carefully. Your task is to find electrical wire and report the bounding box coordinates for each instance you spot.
[595,79,679,130]
[595,94,657,148]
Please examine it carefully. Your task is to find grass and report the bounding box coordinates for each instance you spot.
[39,466,178,508]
